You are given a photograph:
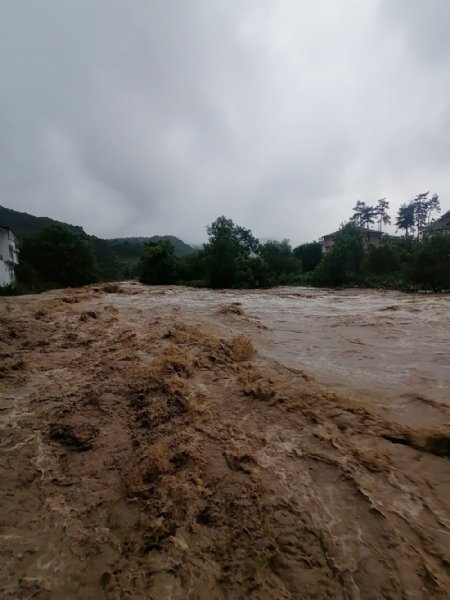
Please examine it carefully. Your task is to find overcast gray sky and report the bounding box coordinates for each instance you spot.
[1,0,449,244]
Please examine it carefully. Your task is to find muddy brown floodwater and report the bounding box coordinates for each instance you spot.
[1,283,449,599]
[123,286,449,428]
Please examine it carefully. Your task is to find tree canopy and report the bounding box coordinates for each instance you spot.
[395,193,440,238]
[351,199,391,232]
[312,222,364,286]
[351,201,377,229]
[293,241,322,272]
[395,203,415,237]
[203,216,260,288]
[5,193,449,295]
[20,224,98,287]
[139,240,179,285]
[408,234,450,291]
[260,240,301,283]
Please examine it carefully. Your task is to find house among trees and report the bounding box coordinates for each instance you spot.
[320,227,383,253]
[319,197,397,252]
[425,209,450,236]
[0,226,19,287]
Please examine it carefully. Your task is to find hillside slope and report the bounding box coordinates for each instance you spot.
[0,204,85,237]
[0,205,193,258]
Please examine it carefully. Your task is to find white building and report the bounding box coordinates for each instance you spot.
[0,226,19,287]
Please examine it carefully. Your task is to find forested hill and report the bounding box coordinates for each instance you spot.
[107,236,193,258]
[0,205,194,258]
[0,204,85,237]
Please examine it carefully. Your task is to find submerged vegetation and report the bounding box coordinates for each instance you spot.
[2,193,450,294]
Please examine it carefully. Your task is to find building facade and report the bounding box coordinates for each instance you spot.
[319,227,384,253]
[0,226,19,286]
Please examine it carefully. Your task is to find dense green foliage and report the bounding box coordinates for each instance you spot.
[3,201,449,295]
[311,223,365,286]
[136,217,301,290]
[260,240,302,284]
[139,240,179,285]
[20,224,98,287]
[293,241,322,272]
[365,240,401,275]
[136,214,449,292]
[202,216,259,288]
[177,251,208,287]
[408,234,450,291]
[308,222,449,291]
[90,238,125,281]
[1,205,193,285]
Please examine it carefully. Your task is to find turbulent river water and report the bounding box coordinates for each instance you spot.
[2,284,449,599]
[116,285,450,428]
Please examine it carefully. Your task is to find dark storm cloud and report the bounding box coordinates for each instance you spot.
[1,1,449,244]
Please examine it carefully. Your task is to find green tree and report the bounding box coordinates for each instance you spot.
[396,203,415,237]
[20,224,98,287]
[408,234,450,291]
[311,222,364,286]
[178,250,208,286]
[293,241,322,272]
[234,255,272,288]
[91,238,124,281]
[366,239,400,275]
[203,216,259,288]
[412,192,440,239]
[139,240,179,285]
[351,200,377,229]
[396,194,440,239]
[260,239,301,283]
[375,198,391,232]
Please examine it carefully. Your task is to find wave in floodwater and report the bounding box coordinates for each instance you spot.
[112,285,450,428]
[1,284,450,599]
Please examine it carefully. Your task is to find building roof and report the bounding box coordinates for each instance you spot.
[0,225,17,237]
[322,227,384,239]
[427,210,450,231]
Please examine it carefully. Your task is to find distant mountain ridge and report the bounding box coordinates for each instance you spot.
[106,235,194,258]
[0,205,194,257]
